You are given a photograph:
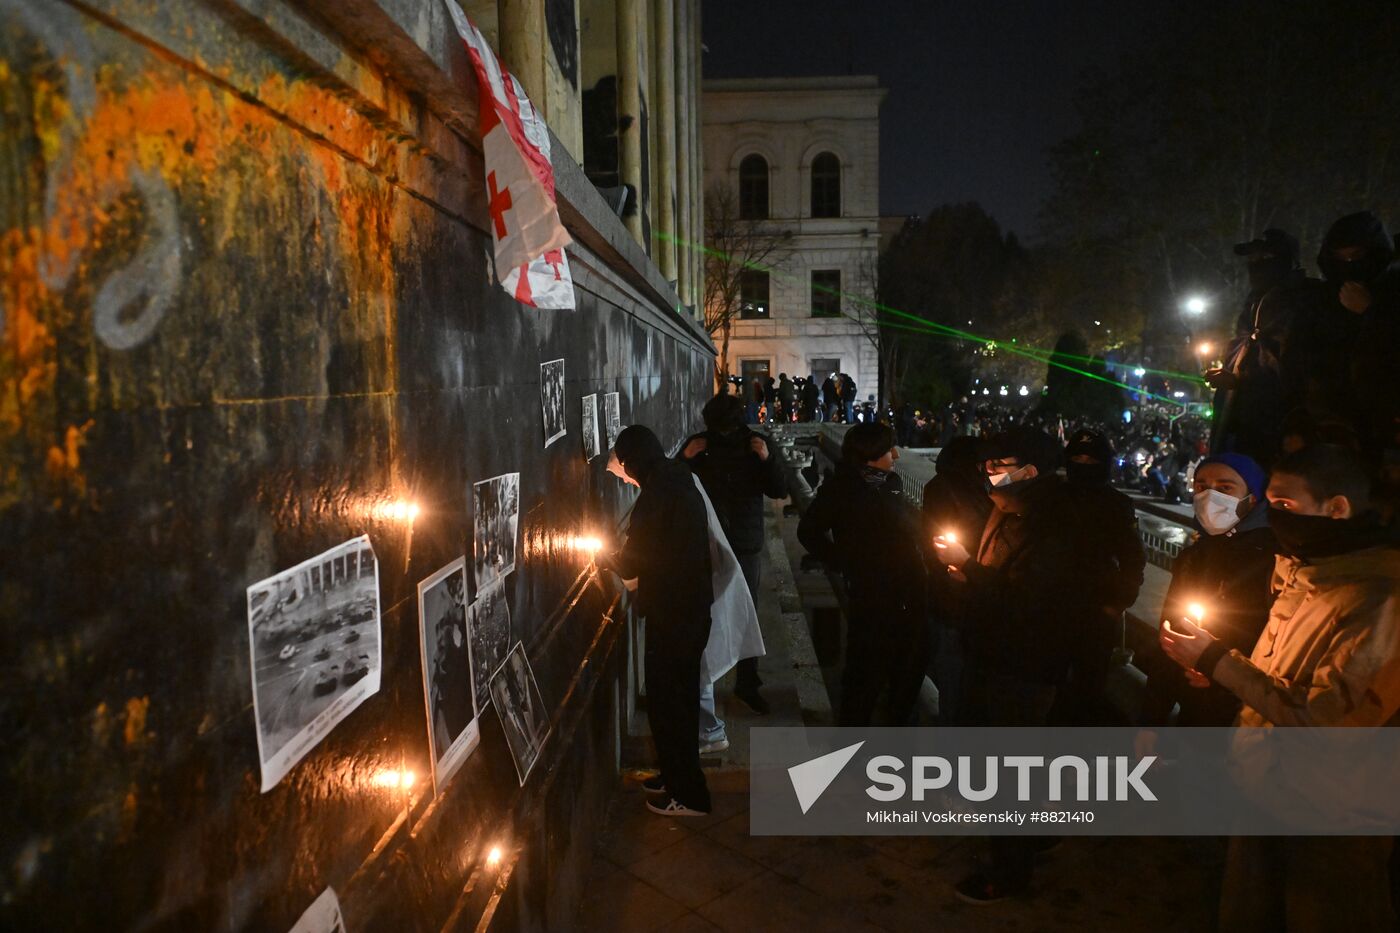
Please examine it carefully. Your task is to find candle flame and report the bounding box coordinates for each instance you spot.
[572,535,604,554]
[371,768,416,789]
[1186,602,1207,624]
[486,845,503,868]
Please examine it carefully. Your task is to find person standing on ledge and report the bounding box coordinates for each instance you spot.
[602,425,714,817]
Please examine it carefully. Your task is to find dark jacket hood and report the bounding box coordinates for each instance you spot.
[1318,211,1396,283]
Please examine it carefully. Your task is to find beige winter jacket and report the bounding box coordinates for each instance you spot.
[1212,545,1400,728]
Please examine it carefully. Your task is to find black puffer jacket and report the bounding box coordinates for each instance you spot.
[681,427,786,556]
[798,462,926,610]
[1139,506,1277,727]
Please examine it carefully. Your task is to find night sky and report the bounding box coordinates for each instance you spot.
[702,0,1166,240]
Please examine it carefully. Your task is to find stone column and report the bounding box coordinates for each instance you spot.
[651,0,677,285]
[674,0,692,306]
[616,0,644,243]
[690,0,704,318]
[498,0,546,111]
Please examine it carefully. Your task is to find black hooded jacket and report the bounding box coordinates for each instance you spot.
[1139,505,1278,727]
[681,426,786,556]
[921,437,993,553]
[614,457,713,621]
[798,461,927,610]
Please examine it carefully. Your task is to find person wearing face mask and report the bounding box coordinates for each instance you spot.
[1160,443,1400,932]
[797,422,929,727]
[934,426,1090,903]
[601,426,715,817]
[680,393,786,723]
[1206,229,1327,462]
[1055,429,1146,725]
[1138,453,1276,741]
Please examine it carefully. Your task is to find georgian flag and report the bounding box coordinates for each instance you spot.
[445,2,575,309]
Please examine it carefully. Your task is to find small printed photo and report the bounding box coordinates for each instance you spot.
[417,557,480,794]
[490,641,551,786]
[466,578,512,717]
[246,536,382,792]
[603,392,621,450]
[472,471,520,592]
[581,393,600,461]
[541,358,566,447]
[289,887,345,933]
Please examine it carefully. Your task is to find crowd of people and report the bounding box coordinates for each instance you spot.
[601,213,1398,926]
[731,370,867,424]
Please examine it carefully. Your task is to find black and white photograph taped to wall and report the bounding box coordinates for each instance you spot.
[246,536,381,792]
[467,578,512,716]
[472,471,520,591]
[417,557,480,795]
[581,392,600,461]
[490,640,551,786]
[541,357,566,447]
[604,391,621,450]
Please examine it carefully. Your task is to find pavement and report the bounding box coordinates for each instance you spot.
[576,495,1223,932]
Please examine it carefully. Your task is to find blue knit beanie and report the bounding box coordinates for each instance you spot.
[1198,453,1267,501]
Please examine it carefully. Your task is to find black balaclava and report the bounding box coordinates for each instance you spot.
[1065,428,1113,487]
[1317,211,1395,285]
[1267,509,1383,560]
[1235,228,1300,294]
[701,393,746,434]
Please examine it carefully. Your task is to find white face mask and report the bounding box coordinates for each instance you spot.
[988,464,1034,487]
[1194,488,1244,535]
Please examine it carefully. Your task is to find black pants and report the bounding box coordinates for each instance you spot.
[961,663,1059,890]
[734,550,763,693]
[1221,836,1396,932]
[839,599,928,727]
[646,608,712,811]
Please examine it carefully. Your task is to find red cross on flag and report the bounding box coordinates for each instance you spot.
[446,2,575,310]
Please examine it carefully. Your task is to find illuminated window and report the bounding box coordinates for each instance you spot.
[739,269,770,319]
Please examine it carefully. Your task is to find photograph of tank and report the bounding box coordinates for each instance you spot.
[246,536,381,791]
[417,557,480,795]
[490,641,550,785]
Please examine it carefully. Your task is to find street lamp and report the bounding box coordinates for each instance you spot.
[1182,295,1208,316]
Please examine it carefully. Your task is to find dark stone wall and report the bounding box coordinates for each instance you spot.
[0,1,710,929]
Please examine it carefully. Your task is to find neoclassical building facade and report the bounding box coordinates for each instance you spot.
[702,75,885,399]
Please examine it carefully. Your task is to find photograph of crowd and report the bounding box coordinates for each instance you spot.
[581,392,600,460]
[604,391,621,450]
[541,358,566,447]
[417,557,480,794]
[472,471,520,591]
[246,536,381,791]
[490,641,550,785]
[466,579,512,716]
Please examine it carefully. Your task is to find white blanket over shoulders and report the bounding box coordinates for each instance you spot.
[692,475,766,684]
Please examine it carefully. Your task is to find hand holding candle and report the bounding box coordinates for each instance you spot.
[933,530,969,567]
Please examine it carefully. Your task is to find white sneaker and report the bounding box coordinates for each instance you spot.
[646,796,710,817]
[699,737,729,755]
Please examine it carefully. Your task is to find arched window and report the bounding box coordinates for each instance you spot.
[810,152,841,218]
[738,154,769,220]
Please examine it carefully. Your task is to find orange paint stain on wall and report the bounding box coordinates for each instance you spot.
[123,695,150,747]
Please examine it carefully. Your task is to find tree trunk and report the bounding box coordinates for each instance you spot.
[714,318,732,393]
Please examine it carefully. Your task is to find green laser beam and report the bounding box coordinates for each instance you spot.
[660,229,1209,387]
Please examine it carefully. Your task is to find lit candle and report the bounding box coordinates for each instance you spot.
[1186,602,1208,628]
[486,846,503,869]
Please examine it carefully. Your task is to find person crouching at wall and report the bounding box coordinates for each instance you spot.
[602,426,714,817]
[797,422,929,726]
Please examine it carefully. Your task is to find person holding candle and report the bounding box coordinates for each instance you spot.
[1159,443,1400,930]
[602,426,715,817]
[935,425,1091,903]
[1138,452,1277,742]
[797,422,929,727]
